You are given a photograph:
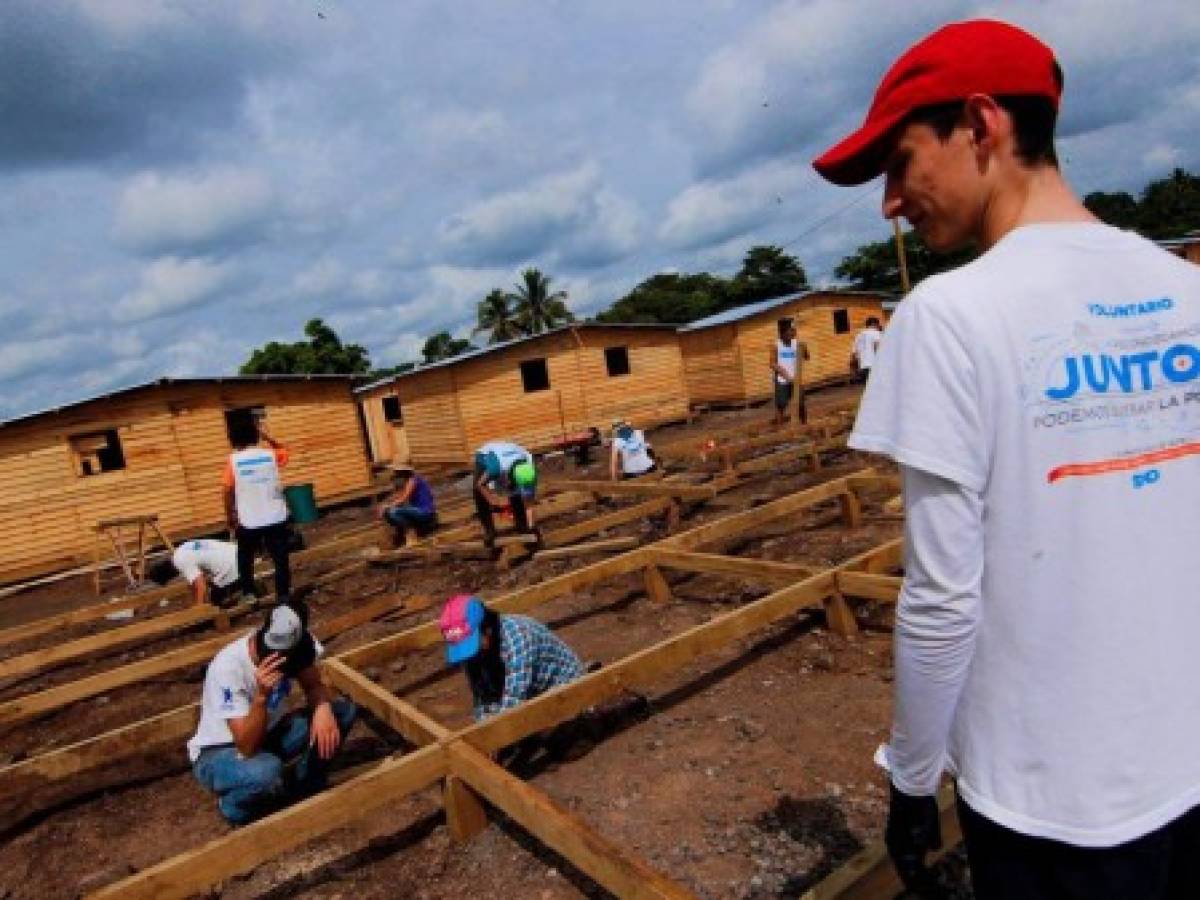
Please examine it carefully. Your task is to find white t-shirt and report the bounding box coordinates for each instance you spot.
[775,339,798,384]
[613,429,655,475]
[187,632,324,762]
[228,448,288,529]
[851,223,1200,846]
[852,326,883,370]
[173,540,239,589]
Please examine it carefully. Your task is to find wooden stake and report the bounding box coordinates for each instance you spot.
[893,217,911,294]
[643,565,672,604]
[444,774,489,842]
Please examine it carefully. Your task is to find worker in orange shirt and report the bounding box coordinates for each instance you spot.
[223,416,292,602]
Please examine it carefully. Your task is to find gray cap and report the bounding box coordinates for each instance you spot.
[262,605,304,652]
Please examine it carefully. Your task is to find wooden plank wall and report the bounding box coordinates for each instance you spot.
[394,329,688,466]
[0,381,372,583]
[736,295,887,396]
[578,329,690,429]
[357,386,409,465]
[678,325,746,405]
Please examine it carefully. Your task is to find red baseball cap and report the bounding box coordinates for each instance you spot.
[813,20,1061,186]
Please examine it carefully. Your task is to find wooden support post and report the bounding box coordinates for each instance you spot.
[643,565,672,604]
[444,773,489,842]
[92,530,102,596]
[823,590,860,637]
[838,490,862,528]
[666,498,682,532]
[136,521,146,584]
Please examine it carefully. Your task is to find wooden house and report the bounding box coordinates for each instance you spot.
[676,290,892,407]
[357,324,688,466]
[0,376,373,584]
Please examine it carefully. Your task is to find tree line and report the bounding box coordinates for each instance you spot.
[241,167,1200,376]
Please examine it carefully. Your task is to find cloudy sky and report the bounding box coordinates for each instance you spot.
[2,0,1198,420]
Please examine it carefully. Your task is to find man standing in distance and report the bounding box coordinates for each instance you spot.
[224,416,292,603]
[814,19,1200,898]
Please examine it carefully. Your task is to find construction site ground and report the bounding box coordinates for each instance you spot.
[0,385,970,899]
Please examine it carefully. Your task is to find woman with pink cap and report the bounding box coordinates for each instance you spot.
[438,594,583,721]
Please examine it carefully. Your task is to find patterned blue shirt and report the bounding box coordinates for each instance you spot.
[472,615,584,721]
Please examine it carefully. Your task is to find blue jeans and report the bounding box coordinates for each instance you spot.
[192,698,357,825]
[383,505,438,538]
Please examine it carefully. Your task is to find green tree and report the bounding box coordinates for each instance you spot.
[596,271,729,324]
[1136,168,1200,239]
[369,361,417,379]
[240,318,371,375]
[422,331,474,363]
[834,231,976,292]
[1083,190,1140,230]
[510,268,574,335]
[730,245,808,304]
[473,288,527,344]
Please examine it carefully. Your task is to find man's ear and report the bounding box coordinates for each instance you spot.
[963,94,1004,157]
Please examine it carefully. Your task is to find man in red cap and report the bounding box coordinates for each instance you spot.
[815,19,1200,899]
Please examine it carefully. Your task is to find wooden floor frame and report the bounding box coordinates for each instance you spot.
[19,470,908,899]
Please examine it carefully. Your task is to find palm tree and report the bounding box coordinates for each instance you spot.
[472,289,526,345]
[509,268,574,335]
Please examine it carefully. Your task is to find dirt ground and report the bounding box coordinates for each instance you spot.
[0,386,970,899]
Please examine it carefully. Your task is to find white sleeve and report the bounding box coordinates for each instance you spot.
[885,464,984,796]
[172,546,203,585]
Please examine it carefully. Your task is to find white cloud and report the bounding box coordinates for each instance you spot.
[438,162,641,267]
[115,167,275,255]
[0,334,90,381]
[1144,144,1182,171]
[292,258,346,297]
[658,158,811,250]
[112,257,237,323]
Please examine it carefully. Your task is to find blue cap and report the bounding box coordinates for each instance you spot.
[440,594,487,664]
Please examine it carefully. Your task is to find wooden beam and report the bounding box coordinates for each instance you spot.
[545,479,722,501]
[0,593,426,728]
[530,536,640,561]
[0,704,198,798]
[642,565,672,604]
[662,471,870,552]
[650,549,817,584]
[321,658,449,747]
[542,497,672,549]
[448,742,694,899]
[0,594,426,797]
[87,745,447,900]
[798,785,958,900]
[444,773,489,842]
[0,602,248,682]
[459,538,898,755]
[338,547,652,671]
[836,572,902,603]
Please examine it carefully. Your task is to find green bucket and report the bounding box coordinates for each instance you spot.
[283,483,319,524]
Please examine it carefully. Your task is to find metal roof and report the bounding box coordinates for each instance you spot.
[0,375,360,430]
[677,290,891,333]
[356,322,679,393]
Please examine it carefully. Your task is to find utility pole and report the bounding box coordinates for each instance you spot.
[893,218,911,294]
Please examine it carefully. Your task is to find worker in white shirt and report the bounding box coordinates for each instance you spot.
[768,317,810,426]
[850,316,884,382]
[609,419,657,480]
[148,539,249,609]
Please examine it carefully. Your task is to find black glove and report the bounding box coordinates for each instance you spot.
[884,783,942,895]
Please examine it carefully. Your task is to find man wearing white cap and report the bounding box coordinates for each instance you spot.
[187,604,356,825]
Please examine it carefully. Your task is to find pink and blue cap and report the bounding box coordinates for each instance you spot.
[439,594,486,664]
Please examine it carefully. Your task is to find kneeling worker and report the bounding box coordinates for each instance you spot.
[147,539,244,608]
[610,418,657,481]
[473,440,539,545]
[188,603,357,825]
[439,595,583,721]
[377,464,439,548]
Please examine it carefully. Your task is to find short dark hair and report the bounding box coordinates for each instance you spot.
[147,558,178,586]
[777,317,795,337]
[229,418,260,448]
[866,316,881,328]
[907,78,1062,169]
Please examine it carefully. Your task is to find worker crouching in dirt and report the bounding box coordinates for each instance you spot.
[377,463,439,548]
[440,595,583,720]
[187,604,357,826]
[472,440,540,548]
[610,418,658,481]
[147,538,255,609]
